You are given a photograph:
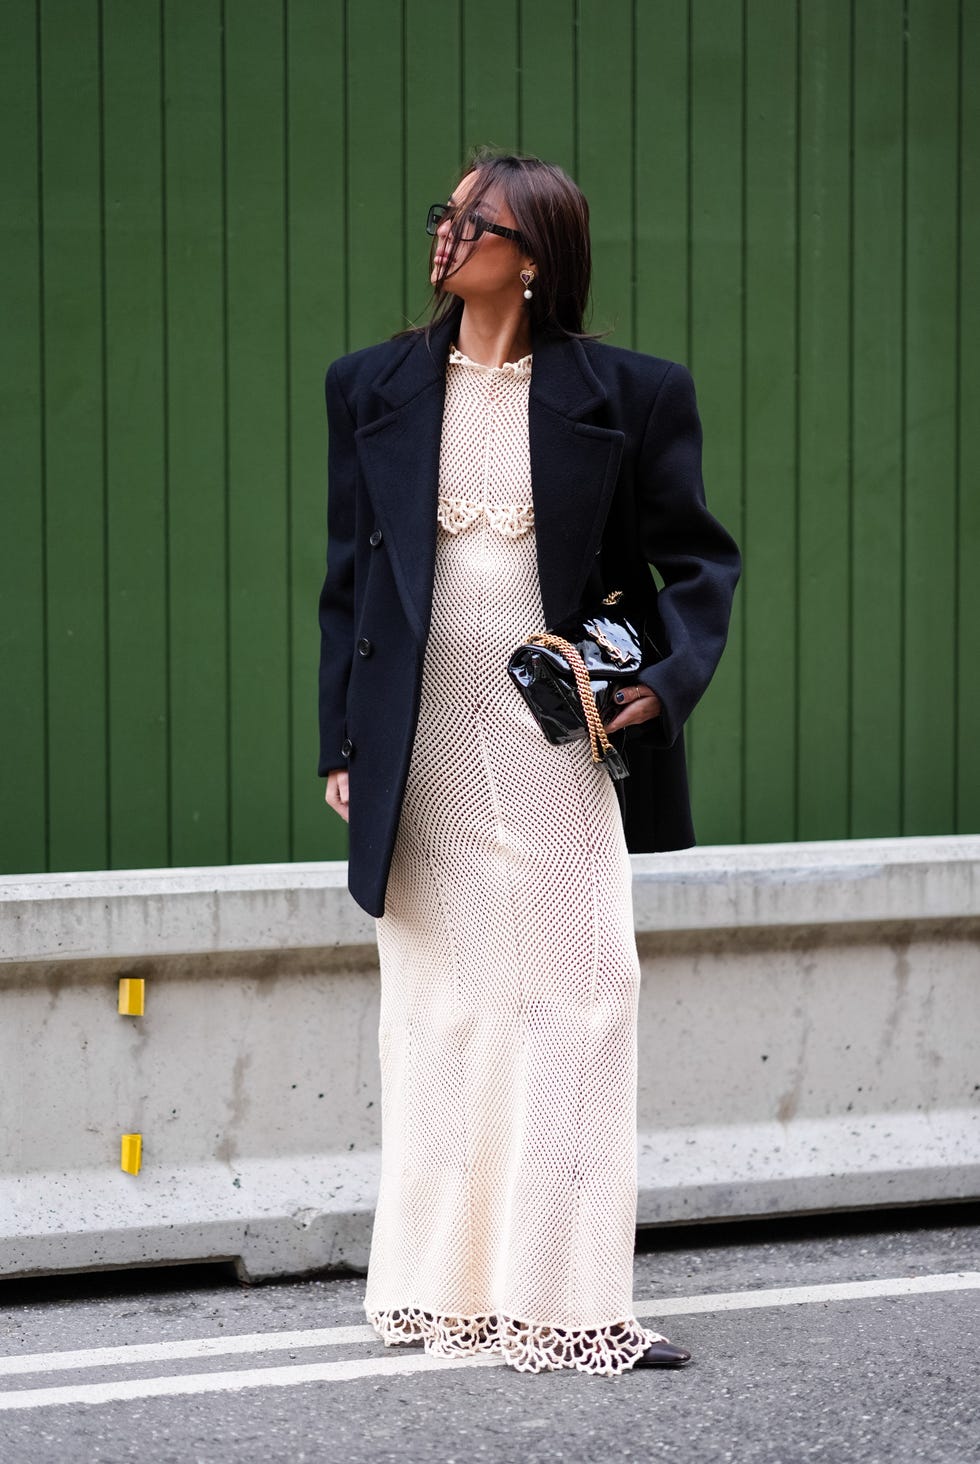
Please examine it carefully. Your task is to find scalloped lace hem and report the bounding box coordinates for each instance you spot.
[366,1305,670,1377]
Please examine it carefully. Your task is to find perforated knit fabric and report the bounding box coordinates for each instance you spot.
[366,344,669,1377]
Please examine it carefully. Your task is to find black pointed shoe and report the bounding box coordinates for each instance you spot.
[632,1338,692,1368]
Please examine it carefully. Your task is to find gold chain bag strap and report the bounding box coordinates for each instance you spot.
[523,632,619,768]
[507,588,654,782]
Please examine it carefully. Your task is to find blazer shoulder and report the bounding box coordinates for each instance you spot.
[582,336,688,387]
[325,334,413,393]
[580,340,697,427]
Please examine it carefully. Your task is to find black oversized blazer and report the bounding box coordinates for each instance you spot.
[317,302,742,918]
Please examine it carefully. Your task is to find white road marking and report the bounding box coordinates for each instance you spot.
[635,1269,980,1317]
[0,1269,976,1409]
[0,1351,504,1410]
[0,1324,378,1377]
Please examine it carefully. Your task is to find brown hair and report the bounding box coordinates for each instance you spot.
[393,145,609,347]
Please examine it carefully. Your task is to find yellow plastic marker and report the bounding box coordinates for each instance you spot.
[117,977,145,1016]
[120,1133,142,1174]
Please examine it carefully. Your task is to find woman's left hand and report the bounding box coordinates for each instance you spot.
[602,683,662,735]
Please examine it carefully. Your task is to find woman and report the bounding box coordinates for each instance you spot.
[318,149,741,1376]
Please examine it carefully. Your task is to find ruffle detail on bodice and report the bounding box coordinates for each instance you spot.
[437,492,535,538]
[448,344,533,377]
[367,1306,670,1378]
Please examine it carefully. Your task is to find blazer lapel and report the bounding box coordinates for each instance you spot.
[353,320,449,646]
[527,331,626,625]
[354,310,625,646]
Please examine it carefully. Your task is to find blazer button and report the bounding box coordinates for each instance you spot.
[357,636,373,657]
[369,528,383,546]
[341,737,353,757]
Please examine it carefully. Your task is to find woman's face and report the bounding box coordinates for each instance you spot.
[430,169,530,302]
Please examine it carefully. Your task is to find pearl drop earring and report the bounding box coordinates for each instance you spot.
[520,268,535,300]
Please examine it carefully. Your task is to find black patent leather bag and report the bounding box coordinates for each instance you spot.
[507,589,664,782]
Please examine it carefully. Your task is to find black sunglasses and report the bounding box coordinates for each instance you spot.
[426,202,527,249]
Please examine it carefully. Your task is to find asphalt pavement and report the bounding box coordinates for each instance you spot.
[0,1203,977,1464]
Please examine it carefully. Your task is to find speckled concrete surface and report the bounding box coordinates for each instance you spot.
[5,841,979,1284]
[0,1206,976,1464]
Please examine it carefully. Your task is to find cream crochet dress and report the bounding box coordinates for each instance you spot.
[365,344,669,1376]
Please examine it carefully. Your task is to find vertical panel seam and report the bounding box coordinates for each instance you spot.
[400,0,407,326]
[160,0,173,865]
[572,0,579,177]
[284,0,294,856]
[739,0,747,839]
[342,0,351,866]
[685,0,692,367]
[516,0,523,151]
[459,0,465,165]
[793,0,801,842]
[686,0,694,798]
[953,0,962,828]
[343,0,350,352]
[629,0,636,351]
[36,0,51,872]
[846,0,855,837]
[456,0,463,164]
[221,0,232,861]
[899,0,908,835]
[99,0,111,868]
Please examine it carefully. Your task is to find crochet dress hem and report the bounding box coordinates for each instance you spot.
[366,1304,669,1377]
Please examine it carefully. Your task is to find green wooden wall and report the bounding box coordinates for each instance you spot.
[2,0,977,877]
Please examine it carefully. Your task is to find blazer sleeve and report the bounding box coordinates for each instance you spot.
[632,361,742,749]
[317,360,357,776]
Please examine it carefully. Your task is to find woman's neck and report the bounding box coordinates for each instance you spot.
[453,299,532,368]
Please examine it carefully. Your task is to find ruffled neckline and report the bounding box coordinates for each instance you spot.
[448,343,533,377]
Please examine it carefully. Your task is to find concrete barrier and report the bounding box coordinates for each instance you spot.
[1,835,977,1282]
